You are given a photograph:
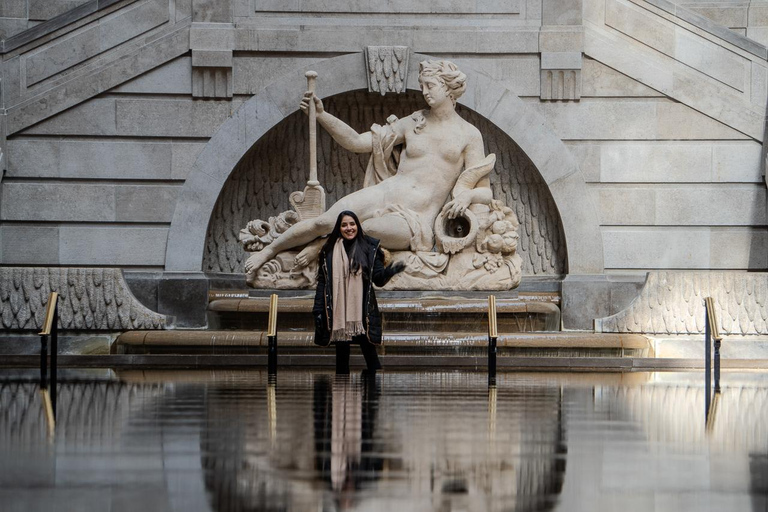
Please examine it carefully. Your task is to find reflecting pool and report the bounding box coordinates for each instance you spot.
[1,370,766,511]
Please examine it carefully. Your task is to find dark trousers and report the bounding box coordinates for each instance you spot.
[335,340,382,374]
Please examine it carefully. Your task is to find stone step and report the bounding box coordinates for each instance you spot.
[113,330,652,357]
[207,295,562,332]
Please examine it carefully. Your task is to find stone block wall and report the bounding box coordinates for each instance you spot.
[0,0,766,330]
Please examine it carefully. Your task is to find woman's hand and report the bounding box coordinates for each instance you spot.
[299,92,325,115]
[442,191,472,219]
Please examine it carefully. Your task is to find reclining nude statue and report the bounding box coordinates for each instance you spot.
[241,60,522,290]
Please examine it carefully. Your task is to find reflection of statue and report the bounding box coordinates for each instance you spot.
[241,60,522,290]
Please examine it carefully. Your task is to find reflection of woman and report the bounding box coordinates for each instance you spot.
[313,373,384,510]
[313,211,404,373]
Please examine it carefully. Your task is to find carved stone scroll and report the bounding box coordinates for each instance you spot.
[365,46,409,95]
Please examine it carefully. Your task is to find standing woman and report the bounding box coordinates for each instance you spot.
[313,211,405,373]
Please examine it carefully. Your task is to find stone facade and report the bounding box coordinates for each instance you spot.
[0,0,766,329]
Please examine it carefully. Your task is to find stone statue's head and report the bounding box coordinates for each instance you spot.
[419,60,467,106]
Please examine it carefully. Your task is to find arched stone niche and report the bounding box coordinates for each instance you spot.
[203,90,567,277]
[165,53,604,275]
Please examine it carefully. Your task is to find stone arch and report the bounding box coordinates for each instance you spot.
[165,53,603,275]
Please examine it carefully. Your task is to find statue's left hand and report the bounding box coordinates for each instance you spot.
[442,192,472,219]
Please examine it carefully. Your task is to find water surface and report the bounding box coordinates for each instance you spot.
[1,370,766,511]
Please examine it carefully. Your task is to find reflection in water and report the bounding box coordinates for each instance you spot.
[0,371,766,511]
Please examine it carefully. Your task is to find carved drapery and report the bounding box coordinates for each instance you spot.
[203,91,566,276]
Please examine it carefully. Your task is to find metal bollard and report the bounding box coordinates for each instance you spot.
[704,296,722,425]
[38,292,59,420]
[267,294,278,375]
[488,295,498,385]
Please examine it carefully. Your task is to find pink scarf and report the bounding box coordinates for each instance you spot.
[330,239,365,341]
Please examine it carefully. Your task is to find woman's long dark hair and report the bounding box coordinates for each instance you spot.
[321,210,371,273]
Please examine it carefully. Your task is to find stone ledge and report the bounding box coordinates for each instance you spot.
[639,0,768,59]
[2,0,134,54]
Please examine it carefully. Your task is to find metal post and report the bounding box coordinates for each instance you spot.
[50,301,58,419]
[267,294,278,375]
[38,292,58,390]
[704,300,711,423]
[488,295,498,385]
[714,338,721,393]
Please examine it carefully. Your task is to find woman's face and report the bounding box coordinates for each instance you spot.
[420,77,450,107]
[340,215,358,240]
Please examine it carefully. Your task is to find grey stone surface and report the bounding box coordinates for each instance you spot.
[1,183,115,221]
[99,0,168,51]
[597,185,767,225]
[710,228,768,269]
[7,140,175,179]
[0,18,35,40]
[600,143,712,182]
[561,273,646,330]
[253,0,523,13]
[543,0,582,25]
[24,0,167,86]
[157,272,209,327]
[539,27,583,52]
[7,22,190,135]
[115,185,179,222]
[683,4,747,28]
[171,143,205,180]
[111,57,192,94]
[0,0,27,18]
[189,22,235,49]
[59,227,168,265]
[530,99,749,140]
[177,0,192,21]
[28,1,91,21]
[603,227,712,269]
[0,226,60,265]
[123,270,162,311]
[713,142,764,182]
[540,52,583,69]
[0,181,177,223]
[585,7,766,139]
[233,55,326,95]
[115,98,234,137]
[193,0,231,22]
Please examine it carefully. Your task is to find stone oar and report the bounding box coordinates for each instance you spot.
[289,71,326,219]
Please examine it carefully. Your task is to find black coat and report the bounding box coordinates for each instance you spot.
[312,236,394,347]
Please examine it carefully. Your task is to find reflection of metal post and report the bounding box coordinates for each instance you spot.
[267,376,277,449]
[488,384,497,442]
[268,294,278,375]
[704,299,711,423]
[488,295,498,385]
[40,332,48,389]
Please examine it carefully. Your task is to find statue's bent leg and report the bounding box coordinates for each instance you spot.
[362,217,412,250]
